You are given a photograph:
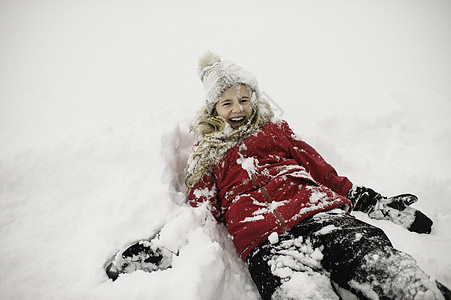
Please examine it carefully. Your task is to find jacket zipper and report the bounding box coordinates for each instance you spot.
[251,174,289,231]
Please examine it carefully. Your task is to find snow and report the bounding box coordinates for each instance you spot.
[268,232,279,244]
[273,272,339,300]
[314,224,338,236]
[268,237,333,299]
[1,0,451,299]
[237,154,258,176]
[193,187,216,199]
[241,215,265,224]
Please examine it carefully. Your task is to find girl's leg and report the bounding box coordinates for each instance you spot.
[246,243,284,300]
[289,210,393,289]
[247,210,449,299]
[246,230,340,300]
[295,210,447,300]
[350,246,445,299]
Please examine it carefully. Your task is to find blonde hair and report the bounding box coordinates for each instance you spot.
[185,99,274,191]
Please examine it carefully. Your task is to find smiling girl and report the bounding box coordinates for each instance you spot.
[184,52,449,299]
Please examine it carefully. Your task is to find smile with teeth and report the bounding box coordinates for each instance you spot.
[229,117,246,123]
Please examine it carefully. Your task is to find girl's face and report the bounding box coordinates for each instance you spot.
[215,84,253,129]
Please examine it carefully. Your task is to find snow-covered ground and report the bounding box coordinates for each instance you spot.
[1,0,450,299]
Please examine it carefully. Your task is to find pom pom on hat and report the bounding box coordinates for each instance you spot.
[198,51,221,77]
[198,51,261,114]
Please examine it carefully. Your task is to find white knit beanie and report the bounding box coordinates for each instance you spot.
[198,52,261,114]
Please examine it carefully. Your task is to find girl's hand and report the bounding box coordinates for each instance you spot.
[347,186,433,234]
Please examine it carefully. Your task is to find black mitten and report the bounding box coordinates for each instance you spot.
[105,237,173,281]
[346,186,383,213]
[347,186,433,234]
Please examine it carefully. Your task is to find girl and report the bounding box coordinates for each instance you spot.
[106,52,450,300]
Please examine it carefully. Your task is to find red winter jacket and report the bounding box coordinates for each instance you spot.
[188,120,353,260]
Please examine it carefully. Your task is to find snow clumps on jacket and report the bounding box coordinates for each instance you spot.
[188,118,353,260]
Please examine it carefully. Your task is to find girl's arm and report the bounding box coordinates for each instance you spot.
[278,121,432,234]
[187,172,221,220]
[279,121,353,197]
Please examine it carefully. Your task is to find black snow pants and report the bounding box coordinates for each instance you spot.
[246,210,446,300]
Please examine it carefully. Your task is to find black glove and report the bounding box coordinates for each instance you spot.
[105,237,174,281]
[347,186,433,234]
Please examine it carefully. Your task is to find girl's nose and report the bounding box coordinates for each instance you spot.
[231,101,242,112]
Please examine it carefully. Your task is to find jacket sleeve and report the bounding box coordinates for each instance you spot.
[187,172,221,220]
[280,121,353,197]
